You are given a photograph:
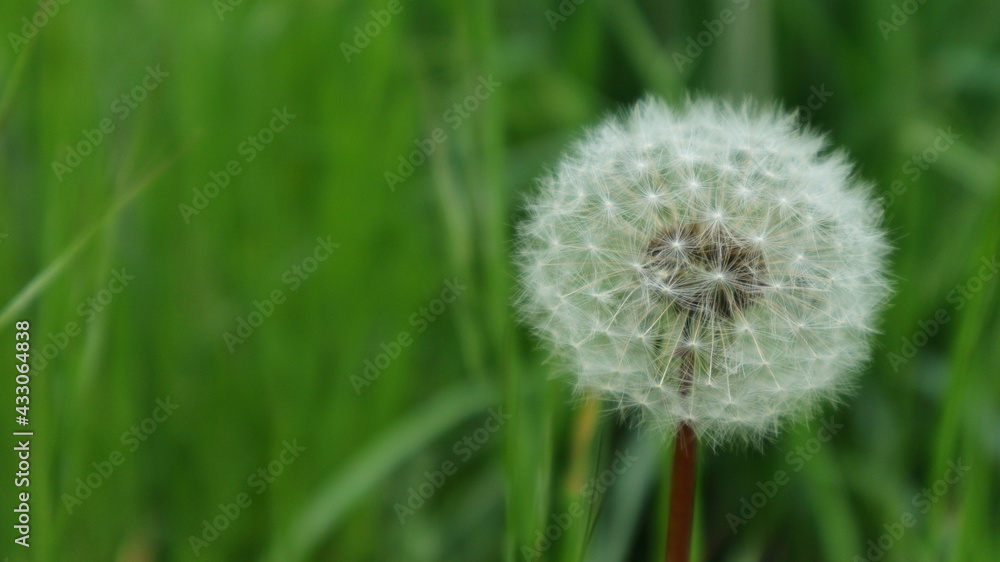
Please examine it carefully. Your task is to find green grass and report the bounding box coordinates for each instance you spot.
[1,0,998,560]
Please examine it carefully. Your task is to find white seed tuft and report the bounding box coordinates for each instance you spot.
[515,97,892,448]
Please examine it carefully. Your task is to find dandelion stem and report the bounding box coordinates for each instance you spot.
[666,315,697,562]
[666,421,697,562]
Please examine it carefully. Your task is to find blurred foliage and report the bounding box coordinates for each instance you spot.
[0,0,998,560]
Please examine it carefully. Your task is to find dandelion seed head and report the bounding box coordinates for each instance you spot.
[515,97,891,448]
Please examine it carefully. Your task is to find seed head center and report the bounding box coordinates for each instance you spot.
[642,222,765,318]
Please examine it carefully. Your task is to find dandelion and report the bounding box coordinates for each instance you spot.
[515,97,890,560]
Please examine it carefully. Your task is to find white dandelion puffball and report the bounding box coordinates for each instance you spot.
[517,98,890,446]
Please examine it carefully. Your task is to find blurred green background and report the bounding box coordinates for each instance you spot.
[1,0,998,560]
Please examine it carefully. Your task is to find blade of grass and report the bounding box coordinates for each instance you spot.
[265,382,497,562]
[929,189,999,487]
[800,449,859,561]
[0,39,34,131]
[603,0,682,98]
[0,144,189,327]
[584,432,661,562]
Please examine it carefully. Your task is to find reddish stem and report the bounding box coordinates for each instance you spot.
[666,421,697,562]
